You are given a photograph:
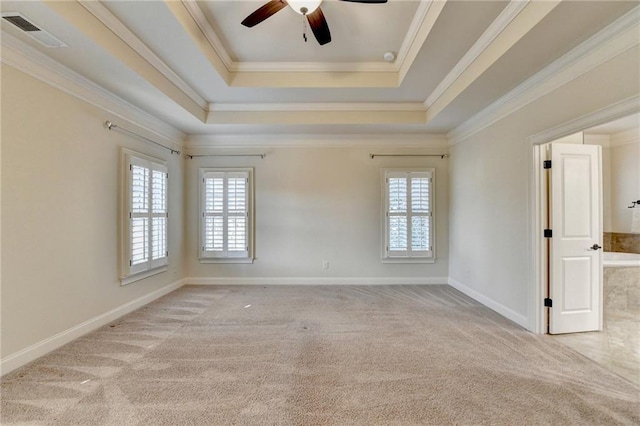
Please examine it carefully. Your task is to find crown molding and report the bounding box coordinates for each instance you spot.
[0,32,185,147]
[610,127,640,147]
[186,133,448,149]
[208,103,426,112]
[427,0,560,124]
[78,0,207,110]
[206,102,428,125]
[43,0,206,122]
[179,0,234,71]
[232,61,396,73]
[424,1,529,109]
[528,95,640,146]
[182,0,439,76]
[449,6,640,146]
[172,0,443,87]
[397,0,447,82]
[182,0,395,74]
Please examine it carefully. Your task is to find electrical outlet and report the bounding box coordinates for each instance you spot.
[322,261,329,270]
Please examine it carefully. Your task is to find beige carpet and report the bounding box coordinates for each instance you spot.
[2,285,639,425]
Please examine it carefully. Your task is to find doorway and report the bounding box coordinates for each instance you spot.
[532,113,640,385]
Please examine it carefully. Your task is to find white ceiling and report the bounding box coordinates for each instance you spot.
[1,1,638,137]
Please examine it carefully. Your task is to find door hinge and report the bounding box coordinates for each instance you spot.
[544,229,552,238]
[543,160,552,169]
[129,259,132,266]
[129,164,132,171]
[544,298,552,308]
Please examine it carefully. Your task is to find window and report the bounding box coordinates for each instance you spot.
[121,150,168,284]
[382,169,434,262]
[200,168,254,263]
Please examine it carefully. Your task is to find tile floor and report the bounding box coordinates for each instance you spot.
[553,278,640,386]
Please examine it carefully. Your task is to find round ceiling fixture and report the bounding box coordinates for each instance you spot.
[288,0,322,15]
[383,51,395,62]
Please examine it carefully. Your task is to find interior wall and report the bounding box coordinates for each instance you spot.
[185,147,449,282]
[602,145,613,233]
[448,46,640,329]
[610,140,640,233]
[584,134,612,232]
[1,65,185,360]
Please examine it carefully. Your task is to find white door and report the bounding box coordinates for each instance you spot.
[548,143,602,334]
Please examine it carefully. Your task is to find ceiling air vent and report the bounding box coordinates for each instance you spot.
[1,12,67,48]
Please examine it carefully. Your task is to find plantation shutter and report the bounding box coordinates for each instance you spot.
[202,170,250,259]
[126,154,168,277]
[385,170,433,258]
[150,167,168,268]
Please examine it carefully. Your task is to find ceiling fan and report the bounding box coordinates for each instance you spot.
[241,0,388,46]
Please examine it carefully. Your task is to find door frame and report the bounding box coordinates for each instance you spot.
[526,97,639,334]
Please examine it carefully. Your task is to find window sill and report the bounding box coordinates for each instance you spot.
[382,257,436,264]
[120,265,168,286]
[200,257,255,264]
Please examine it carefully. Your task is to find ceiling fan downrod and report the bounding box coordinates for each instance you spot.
[302,9,308,42]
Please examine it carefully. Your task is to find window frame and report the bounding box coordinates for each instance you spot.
[121,149,169,285]
[381,168,436,264]
[199,167,255,264]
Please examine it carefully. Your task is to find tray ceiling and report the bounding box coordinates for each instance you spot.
[1,1,637,136]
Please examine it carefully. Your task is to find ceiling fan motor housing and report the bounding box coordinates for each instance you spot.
[288,0,322,15]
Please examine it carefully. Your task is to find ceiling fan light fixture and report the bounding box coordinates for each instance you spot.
[288,0,322,15]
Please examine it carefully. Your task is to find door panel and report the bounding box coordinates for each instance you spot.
[562,257,592,311]
[549,143,602,334]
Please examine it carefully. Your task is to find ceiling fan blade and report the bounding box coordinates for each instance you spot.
[338,0,388,3]
[241,0,287,28]
[306,7,331,46]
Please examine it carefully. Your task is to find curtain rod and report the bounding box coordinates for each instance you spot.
[104,121,180,155]
[185,154,265,159]
[370,154,449,159]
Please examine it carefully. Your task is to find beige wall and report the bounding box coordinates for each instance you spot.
[1,65,185,359]
[448,46,640,329]
[185,147,449,281]
[602,146,613,233]
[1,63,449,366]
[610,141,640,233]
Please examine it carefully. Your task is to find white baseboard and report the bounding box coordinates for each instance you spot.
[0,279,186,376]
[185,277,449,286]
[448,277,529,329]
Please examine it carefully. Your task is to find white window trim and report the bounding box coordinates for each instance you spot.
[381,168,436,264]
[199,167,255,264]
[120,149,169,285]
